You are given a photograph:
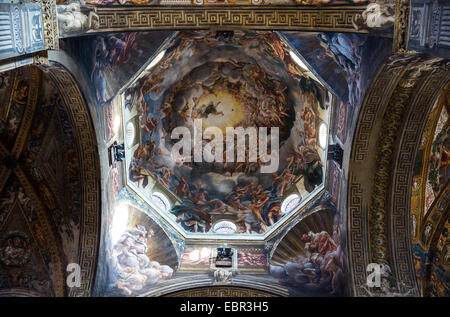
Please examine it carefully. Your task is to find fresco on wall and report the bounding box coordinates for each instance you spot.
[181,248,211,266]
[100,201,178,296]
[412,243,428,295]
[335,101,348,144]
[0,70,31,148]
[107,166,122,208]
[272,230,343,295]
[0,190,54,296]
[410,101,439,240]
[429,217,450,296]
[411,86,449,235]
[410,84,449,297]
[61,31,174,136]
[425,107,449,211]
[269,203,345,296]
[0,70,17,124]
[123,31,331,235]
[103,96,123,144]
[26,73,83,264]
[0,67,84,296]
[281,32,392,122]
[413,218,450,297]
[238,251,266,267]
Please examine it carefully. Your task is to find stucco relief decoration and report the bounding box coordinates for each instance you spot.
[57,2,99,37]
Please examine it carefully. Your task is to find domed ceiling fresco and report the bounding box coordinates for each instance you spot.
[4,0,450,299]
[122,31,331,237]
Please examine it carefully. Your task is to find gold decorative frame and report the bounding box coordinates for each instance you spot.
[89,5,368,34]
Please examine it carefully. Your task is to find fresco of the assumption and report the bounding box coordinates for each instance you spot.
[123,31,331,235]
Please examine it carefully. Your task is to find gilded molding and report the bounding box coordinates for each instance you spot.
[368,62,425,265]
[85,5,368,34]
[165,286,277,297]
[370,58,448,265]
[14,165,66,297]
[40,0,59,49]
[393,0,411,53]
[389,64,450,294]
[348,55,449,296]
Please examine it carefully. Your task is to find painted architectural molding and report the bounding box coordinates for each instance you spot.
[80,0,372,6]
[142,275,288,296]
[56,5,369,36]
[42,64,102,297]
[0,67,66,296]
[393,0,411,53]
[41,0,59,49]
[386,58,450,296]
[164,285,277,297]
[0,2,45,60]
[348,53,450,296]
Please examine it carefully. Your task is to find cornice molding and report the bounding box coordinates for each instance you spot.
[79,5,368,35]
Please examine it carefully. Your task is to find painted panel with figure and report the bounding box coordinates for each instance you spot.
[99,196,178,296]
[269,202,346,296]
[61,31,174,138]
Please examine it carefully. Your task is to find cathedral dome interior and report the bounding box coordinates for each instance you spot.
[0,0,449,300]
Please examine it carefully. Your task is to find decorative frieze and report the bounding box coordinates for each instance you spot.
[56,5,368,37]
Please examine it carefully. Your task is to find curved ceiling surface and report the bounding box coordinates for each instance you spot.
[122,31,332,240]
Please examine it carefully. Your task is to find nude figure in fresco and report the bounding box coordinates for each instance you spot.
[236,208,264,234]
[226,183,253,210]
[270,228,345,295]
[140,117,159,135]
[176,213,204,233]
[273,167,297,197]
[248,195,270,232]
[171,193,212,233]
[301,231,337,256]
[113,225,173,295]
[174,176,191,199]
[129,142,167,189]
[266,203,283,226]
